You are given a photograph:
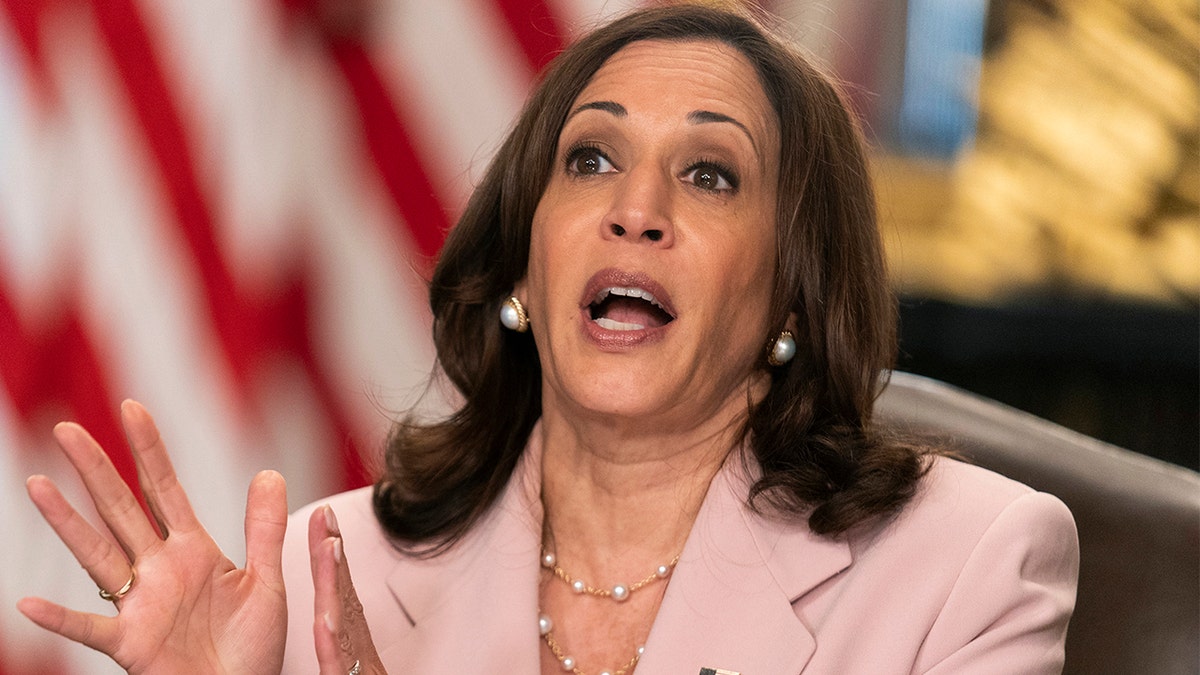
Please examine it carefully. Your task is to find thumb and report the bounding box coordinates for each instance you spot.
[244,470,288,586]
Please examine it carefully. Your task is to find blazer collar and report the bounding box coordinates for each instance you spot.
[380,436,852,673]
[636,454,852,674]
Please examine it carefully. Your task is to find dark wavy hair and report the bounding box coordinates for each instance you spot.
[373,2,930,553]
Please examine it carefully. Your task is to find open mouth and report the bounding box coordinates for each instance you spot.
[587,286,676,331]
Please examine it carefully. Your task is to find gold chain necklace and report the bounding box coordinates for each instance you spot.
[537,549,679,674]
[541,548,679,601]
[539,614,643,675]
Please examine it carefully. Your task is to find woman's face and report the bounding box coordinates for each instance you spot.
[522,39,781,432]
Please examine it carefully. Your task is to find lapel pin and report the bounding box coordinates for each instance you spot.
[699,669,741,675]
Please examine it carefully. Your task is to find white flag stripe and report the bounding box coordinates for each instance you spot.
[130,0,432,478]
[134,0,306,284]
[553,0,643,35]
[43,0,260,560]
[373,0,536,209]
[0,25,76,317]
[301,118,439,480]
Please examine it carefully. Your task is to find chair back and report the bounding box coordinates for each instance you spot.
[876,371,1200,675]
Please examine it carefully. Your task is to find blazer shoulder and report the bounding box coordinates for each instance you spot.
[848,456,1077,578]
[796,457,1078,672]
[908,460,1080,673]
[908,456,1071,533]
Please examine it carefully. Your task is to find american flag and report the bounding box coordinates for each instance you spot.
[0,0,666,671]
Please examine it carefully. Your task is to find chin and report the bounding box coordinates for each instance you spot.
[556,367,677,421]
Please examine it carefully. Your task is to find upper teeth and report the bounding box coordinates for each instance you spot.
[596,286,666,311]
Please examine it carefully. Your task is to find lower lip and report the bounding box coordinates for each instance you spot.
[580,308,671,349]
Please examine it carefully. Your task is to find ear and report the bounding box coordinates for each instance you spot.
[783,311,799,335]
[511,278,528,302]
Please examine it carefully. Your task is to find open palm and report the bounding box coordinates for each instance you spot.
[18,401,289,673]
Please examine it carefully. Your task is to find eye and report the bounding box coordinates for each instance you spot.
[682,161,739,193]
[565,144,617,175]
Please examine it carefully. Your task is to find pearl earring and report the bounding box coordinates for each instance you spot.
[767,330,796,366]
[500,296,529,332]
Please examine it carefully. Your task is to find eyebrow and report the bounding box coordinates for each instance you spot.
[567,101,760,157]
[688,110,759,156]
[567,100,627,119]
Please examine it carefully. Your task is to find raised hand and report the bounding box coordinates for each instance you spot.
[17,400,290,673]
[308,504,385,674]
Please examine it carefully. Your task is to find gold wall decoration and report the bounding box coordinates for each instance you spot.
[880,0,1198,306]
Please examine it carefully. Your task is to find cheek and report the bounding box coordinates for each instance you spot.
[703,217,776,294]
[524,215,551,303]
[738,208,778,302]
[702,228,776,336]
[530,191,592,267]
[524,202,576,315]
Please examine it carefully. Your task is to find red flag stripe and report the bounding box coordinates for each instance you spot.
[306,0,571,273]
[494,0,569,71]
[0,0,55,108]
[0,245,136,505]
[0,0,140,493]
[85,0,370,487]
[326,40,451,267]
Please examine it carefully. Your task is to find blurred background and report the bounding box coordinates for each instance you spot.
[0,0,1194,671]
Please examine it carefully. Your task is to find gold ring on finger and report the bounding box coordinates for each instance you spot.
[98,567,136,602]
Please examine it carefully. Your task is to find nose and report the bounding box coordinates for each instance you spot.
[600,164,675,246]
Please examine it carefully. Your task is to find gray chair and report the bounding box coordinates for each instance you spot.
[876,371,1200,675]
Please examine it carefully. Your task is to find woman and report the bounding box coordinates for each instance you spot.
[19,4,1078,674]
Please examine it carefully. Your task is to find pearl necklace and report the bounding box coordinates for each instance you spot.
[539,611,643,675]
[541,549,679,601]
[537,549,679,674]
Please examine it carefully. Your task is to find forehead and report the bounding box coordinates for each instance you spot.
[572,39,778,144]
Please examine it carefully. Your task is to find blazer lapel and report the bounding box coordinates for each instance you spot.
[637,457,852,675]
[371,434,850,674]
[378,439,546,673]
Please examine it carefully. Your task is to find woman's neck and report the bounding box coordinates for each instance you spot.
[536,395,749,580]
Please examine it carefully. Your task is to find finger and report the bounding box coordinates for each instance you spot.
[310,507,380,674]
[53,421,160,558]
[307,503,340,576]
[312,537,351,674]
[17,596,121,655]
[244,470,288,589]
[121,400,201,537]
[309,507,346,671]
[25,474,134,598]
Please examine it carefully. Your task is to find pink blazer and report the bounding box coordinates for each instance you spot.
[281,437,1078,674]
